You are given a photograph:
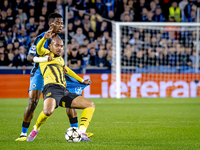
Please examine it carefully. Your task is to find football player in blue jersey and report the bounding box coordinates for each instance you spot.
[15,13,93,141]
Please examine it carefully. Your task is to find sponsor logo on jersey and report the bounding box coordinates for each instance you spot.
[75,87,83,95]
[29,50,36,54]
[31,45,36,50]
[29,45,36,54]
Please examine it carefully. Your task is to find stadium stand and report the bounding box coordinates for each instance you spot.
[0,0,199,74]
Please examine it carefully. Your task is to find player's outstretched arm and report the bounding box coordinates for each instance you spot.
[82,79,91,85]
[28,51,51,63]
[64,65,91,85]
[36,38,48,56]
[65,65,83,82]
[36,29,54,56]
[33,53,54,63]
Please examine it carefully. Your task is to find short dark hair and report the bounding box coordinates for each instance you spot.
[48,13,62,22]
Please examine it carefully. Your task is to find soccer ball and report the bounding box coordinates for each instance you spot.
[65,127,82,142]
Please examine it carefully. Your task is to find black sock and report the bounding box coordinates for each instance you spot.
[69,117,78,128]
[22,121,30,128]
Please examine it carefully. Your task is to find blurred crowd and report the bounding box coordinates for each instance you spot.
[0,0,199,71]
[121,27,199,72]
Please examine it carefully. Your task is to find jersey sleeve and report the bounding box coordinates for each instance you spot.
[36,37,49,56]
[65,65,83,82]
[28,36,43,56]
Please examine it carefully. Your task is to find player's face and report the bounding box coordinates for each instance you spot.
[50,38,64,56]
[51,18,63,34]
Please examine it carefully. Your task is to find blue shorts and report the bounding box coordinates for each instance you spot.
[29,74,44,92]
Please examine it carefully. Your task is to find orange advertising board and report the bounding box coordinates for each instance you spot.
[0,73,200,98]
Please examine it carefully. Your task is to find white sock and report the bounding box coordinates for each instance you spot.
[20,132,27,137]
[79,126,86,134]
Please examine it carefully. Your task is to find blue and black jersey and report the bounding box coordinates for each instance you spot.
[28,32,52,76]
[65,74,90,96]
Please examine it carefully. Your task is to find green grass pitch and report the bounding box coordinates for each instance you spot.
[0,98,199,150]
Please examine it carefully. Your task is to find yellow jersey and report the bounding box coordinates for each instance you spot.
[36,37,83,87]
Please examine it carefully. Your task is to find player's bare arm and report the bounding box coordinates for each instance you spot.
[82,79,91,85]
[27,54,35,62]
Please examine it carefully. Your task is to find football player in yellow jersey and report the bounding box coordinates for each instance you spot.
[16,13,93,142]
[27,30,95,142]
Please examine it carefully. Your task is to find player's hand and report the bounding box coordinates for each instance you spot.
[63,66,68,74]
[83,79,91,85]
[47,53,54,61]
[44,29,55,39]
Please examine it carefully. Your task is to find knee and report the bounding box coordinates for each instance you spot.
[43,109,54,116]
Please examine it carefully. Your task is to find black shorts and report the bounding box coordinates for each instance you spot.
[43,83,79,108]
